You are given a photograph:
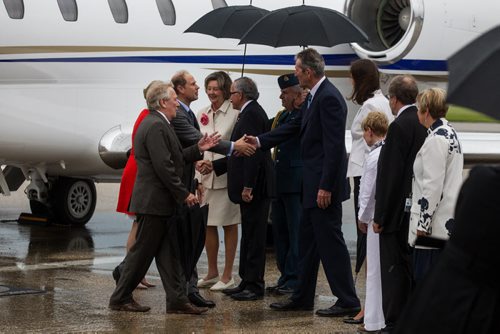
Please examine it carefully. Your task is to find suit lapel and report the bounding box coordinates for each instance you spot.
[179,103,200,130]
[151,111,183,154]
[301,80,328,133]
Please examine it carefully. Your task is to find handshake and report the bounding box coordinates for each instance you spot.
[195,134,260,175]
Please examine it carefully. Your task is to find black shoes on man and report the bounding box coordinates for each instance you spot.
[188,292,216,308]
[315,304,361,317]
[109,299,151,312]
[222,285,263,301]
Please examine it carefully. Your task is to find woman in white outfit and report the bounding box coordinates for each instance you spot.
[345,59,393,325]
[409,88,463,283]
[357,111,389,332]
[196,71,241,291]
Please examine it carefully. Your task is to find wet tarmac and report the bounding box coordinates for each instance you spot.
[0,184,367,333]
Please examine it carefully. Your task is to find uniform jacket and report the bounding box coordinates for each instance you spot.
[129,111,202,216]
[195,100,239,190]
[374,105,427,233]
[347,90,393,177]
[409,118,463,248]
[259,79,349,209]
[271,108,303,194]
[213,100,274,203]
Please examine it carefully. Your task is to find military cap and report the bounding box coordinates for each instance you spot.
[277,73,299,89]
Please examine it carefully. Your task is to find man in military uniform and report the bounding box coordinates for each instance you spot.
[267,73,306,295]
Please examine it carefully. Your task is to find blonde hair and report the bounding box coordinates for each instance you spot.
[417,88,448,119]
[362,111,389,137]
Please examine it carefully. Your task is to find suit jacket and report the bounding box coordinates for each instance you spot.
[213,100,274,203]
[271,108,303,194]
[259,79,348,208]
[171,103,231,191]
[374,105,427,233]
[129,111,202,216]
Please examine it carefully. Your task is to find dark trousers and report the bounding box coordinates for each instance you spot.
[292,203,360,307]
[238,197,270,294]
[109,214,188,308]
[271,193,302,289]
[379,226,413,329]
[412,247,442,285]
[353,176,366,272]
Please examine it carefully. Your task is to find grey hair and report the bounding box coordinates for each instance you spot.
[143,80,163,100]
[234,76,259,100]
[146,81,174,110]
[295,48,325,77]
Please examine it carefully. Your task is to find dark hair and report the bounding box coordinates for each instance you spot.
[204,71,232,100]
[234,77,259,100]
[388,75,419,105]
[349,59,380,105]
[295,48,325,77]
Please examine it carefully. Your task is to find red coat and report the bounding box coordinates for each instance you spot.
[116,109,149,214]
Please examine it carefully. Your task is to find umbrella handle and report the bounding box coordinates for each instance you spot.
[241,44,247,77]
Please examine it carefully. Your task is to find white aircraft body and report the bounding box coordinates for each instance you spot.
[1,0,500,225]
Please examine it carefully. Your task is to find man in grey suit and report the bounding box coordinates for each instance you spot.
[109,82,220,314]
[171,70,255,308]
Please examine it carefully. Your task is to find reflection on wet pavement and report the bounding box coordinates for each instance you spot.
[0,198,363,333]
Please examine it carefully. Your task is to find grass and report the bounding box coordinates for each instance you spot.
[447,106,499,123]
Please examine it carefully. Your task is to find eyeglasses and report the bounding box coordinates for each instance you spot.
[385,94,392,100]
[230,91,240,95]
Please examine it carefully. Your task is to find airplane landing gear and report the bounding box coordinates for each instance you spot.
[28,176,96,226]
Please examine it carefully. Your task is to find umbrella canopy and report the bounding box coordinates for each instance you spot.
[185,5,269,39]
[447,25,500,120]
[239,5,368,47]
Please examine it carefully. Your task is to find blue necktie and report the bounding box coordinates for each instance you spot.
[306,93,312,108]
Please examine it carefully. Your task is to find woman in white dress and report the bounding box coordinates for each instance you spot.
[196,71,241,291]
[409,88,463,283]
[345,59,393,325]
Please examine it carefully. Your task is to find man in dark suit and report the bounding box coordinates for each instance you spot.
[246,48,360,316]
[108,82,219,314]
[170,70,255,308]
[373,75,427,333]
[266,73,305,295]
[212,77,274,301]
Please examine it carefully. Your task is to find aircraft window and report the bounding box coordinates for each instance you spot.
[155,0,175,25]
[57,0,78,22]
[3,0,24,19]
[108,0,128,23]
[211,0,227,9]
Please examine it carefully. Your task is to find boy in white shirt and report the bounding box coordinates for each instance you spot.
[357,111,389,332]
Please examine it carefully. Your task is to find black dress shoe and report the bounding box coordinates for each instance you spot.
[167,303,208,315]
[188,292,216,308]
[277,286,294,295]
[222,285,245,296]
[265,284,281,293]
[316,305,361,317]
[343,316,364,324]
[112,266,120,284]
[269,300,313,311]
[109,299,150,312]
[230,290,263,301]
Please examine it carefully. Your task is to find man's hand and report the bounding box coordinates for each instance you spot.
[196,160,213,175]
[241,187,253,203]
[198,132,221,152]
[357,220,368,234]
[233,135,256,156]
[373,222,383,234]
[184,193,199,207]
[196,183,205,203]
[243,134,259,148]
[317,189,331,209]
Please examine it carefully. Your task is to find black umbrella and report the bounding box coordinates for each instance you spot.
[177,204,209,281]
[185,5,269,39]
[239,5,368,47]
[447,25,500,120]
[185,4,269,76]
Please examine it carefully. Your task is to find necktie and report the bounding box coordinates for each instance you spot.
[306,93,312,108]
